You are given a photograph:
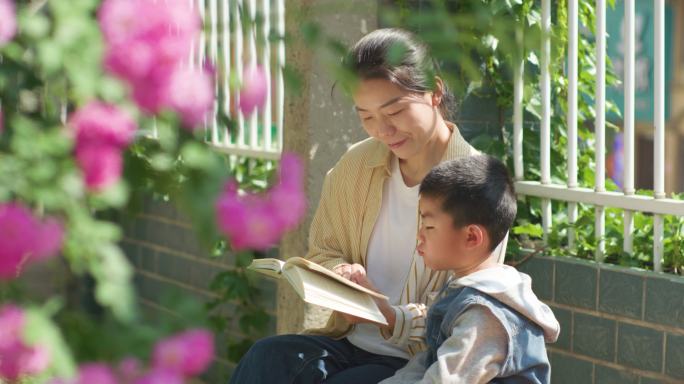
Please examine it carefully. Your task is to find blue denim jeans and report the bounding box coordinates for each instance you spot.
[228,334,408,384]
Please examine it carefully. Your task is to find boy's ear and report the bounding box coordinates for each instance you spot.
[464,224,486,250]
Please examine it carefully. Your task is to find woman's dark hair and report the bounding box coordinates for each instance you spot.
[344,28,456,121]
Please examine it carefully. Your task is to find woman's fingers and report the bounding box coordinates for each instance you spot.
[332,263,366,282]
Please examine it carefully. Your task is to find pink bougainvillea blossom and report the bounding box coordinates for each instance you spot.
[165,67,214,129]
[216,153,306,251]
[98,0,213,129]
[152,329,214,377]
[74,363,119,384]
[0,203,64,280]
[0,305,51,381]
[238,65,268,116]
[68,102,136,191]
[0,0,17,46]
[69,102,136,150]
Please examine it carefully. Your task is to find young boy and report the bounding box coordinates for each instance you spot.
[380,155,560,384]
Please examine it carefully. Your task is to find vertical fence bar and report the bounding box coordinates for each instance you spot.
[209,0,220,144]
[234,0,245,146]
[653,0,665,271]
[513,27,524,182]
[568,0,579,249]
[595,0,607,260]
[541,0,552,243]
[623,0,635,255]
[188,0,196,68]
[276,0,285,151]
[247,0,258,149]
[261,0,272,151]
[221,0,232,145]
[197,0,207,69]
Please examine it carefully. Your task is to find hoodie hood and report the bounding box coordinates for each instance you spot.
[449,264,560,343]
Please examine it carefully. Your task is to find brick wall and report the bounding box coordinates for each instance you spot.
[117,195,277,382]
[518,255,684,384]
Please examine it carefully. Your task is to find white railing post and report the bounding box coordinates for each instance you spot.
[209,0,220,144]
[513,26,524,182]
[235,0,246,147]
[541,0,552,244]
[276,0,285,152]
[568,0,579,250]
[623,0,636,255]
[221,0,231,145]
[247,0,259,149]
[594,0,607,261]
[261,0,273,151]
[653,0,665,272]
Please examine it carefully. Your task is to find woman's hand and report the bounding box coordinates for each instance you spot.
[332,265,396,333]
[332,263,367,284]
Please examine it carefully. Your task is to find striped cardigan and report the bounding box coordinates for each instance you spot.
[303,122,508,355]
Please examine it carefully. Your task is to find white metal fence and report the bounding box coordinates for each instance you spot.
[193,0,285,160]
[513,0,684,272]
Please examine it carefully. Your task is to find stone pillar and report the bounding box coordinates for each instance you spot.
[277,0,378,334]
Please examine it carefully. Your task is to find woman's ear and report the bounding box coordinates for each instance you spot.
[432,76,445,107]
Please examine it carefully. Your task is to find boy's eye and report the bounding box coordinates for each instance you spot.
[362,115,373,121]
[424,226,434,230]
[387,109,404,116]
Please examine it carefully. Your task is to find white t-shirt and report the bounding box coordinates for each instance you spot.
[347,157,418,359]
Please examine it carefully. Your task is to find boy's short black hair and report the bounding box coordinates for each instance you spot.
[419,155,517,252]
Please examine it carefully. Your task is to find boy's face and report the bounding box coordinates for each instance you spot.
[417,195,486,271]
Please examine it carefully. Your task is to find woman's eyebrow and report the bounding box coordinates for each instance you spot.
[355,96,403,112]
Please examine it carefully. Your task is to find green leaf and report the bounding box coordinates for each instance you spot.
[24,305,78,380]
[513,223,544,238]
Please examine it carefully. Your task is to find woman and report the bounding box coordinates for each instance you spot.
[229,28,507,384]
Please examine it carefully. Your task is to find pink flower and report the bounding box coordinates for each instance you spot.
[238,65,268,116]
[216,153,306,251]
[165,67,214,129]
[0,203,64,280]
[69,102,137,150]
[133,368,184,384]
[217,191,286,250]
[152,329,214,377]
[98,0,211,124]
[0,305,24,347]
[68,102,136,191]
[117,357,142,382]
[0,342,51,380]
[75,145,123,192]
[0,0,16,46]
[75,363,118,384]
[0,305,51,381]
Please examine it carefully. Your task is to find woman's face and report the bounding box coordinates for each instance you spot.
[352,78,443,160]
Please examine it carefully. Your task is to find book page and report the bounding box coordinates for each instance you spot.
[284,266,388,325]
[247,258,285,279]
[284,257,388,300]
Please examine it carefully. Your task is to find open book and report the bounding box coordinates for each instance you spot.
[248,257,389,325]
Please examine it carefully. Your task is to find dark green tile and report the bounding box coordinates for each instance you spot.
[550,352,593,384]
[665,333,684,380]
[595,364,638,384]
[644,276,684,328]
[140,248,158,273]
[573,312,616,361]
[555,260,598,310]
[599,268,644,319]
[618,323,663,372]
[550,306,572,351]
[517,257,554,301]
[639,377,664,384]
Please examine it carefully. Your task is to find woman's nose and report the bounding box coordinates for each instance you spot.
[377,117,396,137]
